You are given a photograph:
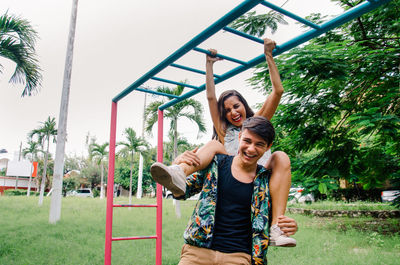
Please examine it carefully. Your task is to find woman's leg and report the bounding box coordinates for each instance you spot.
[265,151,291,226]
[179,140,227,176]
[266,151,296,246]
[150,140,227,196]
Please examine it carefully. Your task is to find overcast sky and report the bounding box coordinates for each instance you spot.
[0,0,342,158]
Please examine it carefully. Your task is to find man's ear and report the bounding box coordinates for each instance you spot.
[238,131,242,139]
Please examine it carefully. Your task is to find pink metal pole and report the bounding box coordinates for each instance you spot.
[104,101,117,265]
[156,109,164,265]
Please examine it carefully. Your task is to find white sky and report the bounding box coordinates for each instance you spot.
[0,0,342,158]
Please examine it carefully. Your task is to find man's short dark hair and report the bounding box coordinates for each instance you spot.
[242,116,275,146]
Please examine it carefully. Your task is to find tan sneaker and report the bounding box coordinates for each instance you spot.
[269,224,297,247]
[150,162,186,197]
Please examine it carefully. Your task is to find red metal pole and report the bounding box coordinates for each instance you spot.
[104,101,117,265]
[156,109,164,265]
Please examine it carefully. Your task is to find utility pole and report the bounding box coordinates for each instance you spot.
[49,0,79,224]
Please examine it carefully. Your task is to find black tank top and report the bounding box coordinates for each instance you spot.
[211,154,261,254]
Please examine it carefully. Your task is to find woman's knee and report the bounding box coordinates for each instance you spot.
[270,151,291,170]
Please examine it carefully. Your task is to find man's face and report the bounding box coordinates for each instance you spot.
[238,129,271,166]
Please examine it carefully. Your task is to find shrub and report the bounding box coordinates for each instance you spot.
[330,188,382,202]
[4,189,27,196]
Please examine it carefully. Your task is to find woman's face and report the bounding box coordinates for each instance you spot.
[223,96,247,127]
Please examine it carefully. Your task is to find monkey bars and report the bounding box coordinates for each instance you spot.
[105,0,392,264]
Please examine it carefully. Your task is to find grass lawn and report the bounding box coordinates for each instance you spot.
[0,196,399,265]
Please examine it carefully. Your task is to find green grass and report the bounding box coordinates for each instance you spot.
[288,200,398,211]
[0,196,399,265]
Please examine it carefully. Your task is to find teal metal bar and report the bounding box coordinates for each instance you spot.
[112,0,264,102]
[260,1,320,29]
[223,26,264,44]
[159,0,391,110]
[135,87,180,98]
[151,77,199,90]
[170,63,222,78]
[193,47,248,65]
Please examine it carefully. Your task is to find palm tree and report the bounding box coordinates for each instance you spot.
[0,12,42,96]
[145,85,206,218]
[49,0,79,224]
[22,139,41,196]
[145,85,206,159]
[89,142,109,199]
[29,117,57,206]
[163,131,195,165]
[117,128,148,204]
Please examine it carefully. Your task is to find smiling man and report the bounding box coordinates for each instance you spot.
[150,116,298,265]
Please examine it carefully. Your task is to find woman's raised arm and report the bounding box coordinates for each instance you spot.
[255,38,284,120]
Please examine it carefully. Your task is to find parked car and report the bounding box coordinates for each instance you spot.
[66,188,94,198]
[288,187,315,204]
[381,190,400,202]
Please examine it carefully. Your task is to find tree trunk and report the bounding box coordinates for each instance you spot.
[137,93,146,199]
[129,152,134,204]
[38,136,50,206]
[49,0,79,224]
[100,162,105,199]
[136,153,143,199]
[27,159,33,196]
[173,118,181,218]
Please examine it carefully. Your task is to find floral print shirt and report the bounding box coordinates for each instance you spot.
[180,155,271,265]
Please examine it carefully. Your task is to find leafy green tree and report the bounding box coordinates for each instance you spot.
[115,147,156,196]
[163,131,200,165]
[29,116,57,205]
[233,0,400,196]
[89,142,109,199]
[62,155,89,196]
[80,163,101,193]
[117,127,148,203]
[229,7,287,37]
[0,12,42,96]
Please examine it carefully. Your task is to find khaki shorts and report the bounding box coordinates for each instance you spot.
[178,244,251,265]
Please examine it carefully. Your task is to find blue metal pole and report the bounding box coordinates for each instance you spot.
[113,0,264,102]
[159,0,391,110]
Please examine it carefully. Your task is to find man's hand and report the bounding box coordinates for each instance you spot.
[173,147,200,166]
[277,215,298,236]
